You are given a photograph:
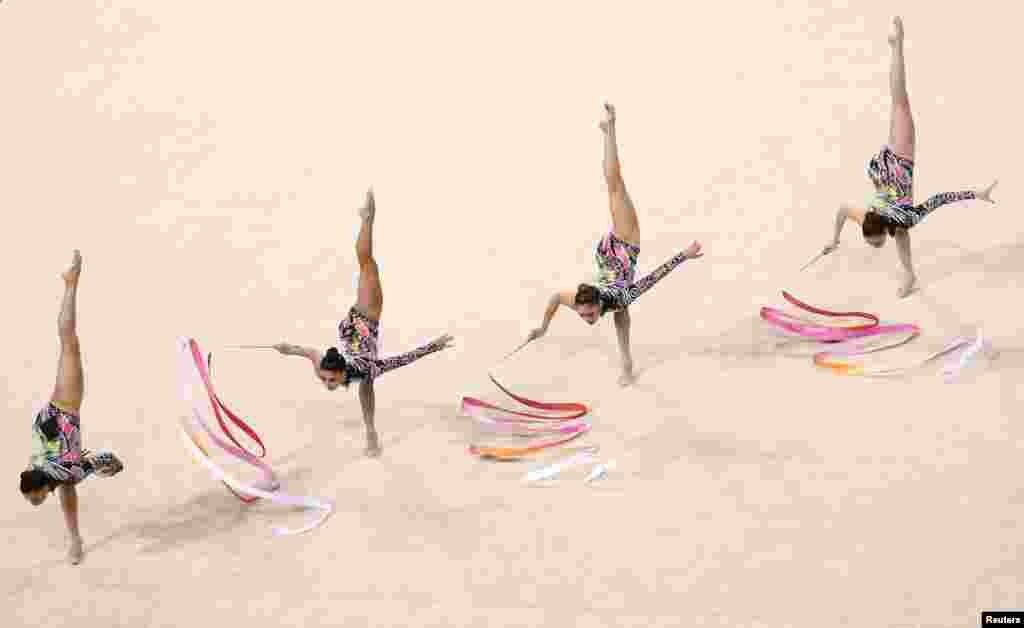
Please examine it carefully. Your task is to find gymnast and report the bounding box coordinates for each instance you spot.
[525,103,704,386]
[821,16,997,297]
[19,250,124,565]
[273,189,455,457]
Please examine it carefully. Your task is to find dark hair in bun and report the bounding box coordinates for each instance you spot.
[320,347,347,372]
[20,468,52,494]
[862,211,897,238]
[574,283,602,306]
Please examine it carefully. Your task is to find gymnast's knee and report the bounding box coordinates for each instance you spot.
[58,332,80,352]
[604,167,624,190]
[891,97,912,111]
[358,256,379,275]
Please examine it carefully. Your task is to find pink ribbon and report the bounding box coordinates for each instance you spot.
[760,292,988,377]
[461,374,591,460]
[178,337,333,535]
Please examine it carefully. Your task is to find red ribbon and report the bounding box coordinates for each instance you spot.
[462,374,591,460]
[186,338,269,502]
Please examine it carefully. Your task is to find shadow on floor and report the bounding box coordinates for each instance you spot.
[919,240,1024,285]
[631,315,815,380]
[85,460,315,556]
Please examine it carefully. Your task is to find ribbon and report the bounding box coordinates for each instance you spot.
[811,324,923,375]
[522,449,599,483]
[467,429,591,461]
[179,339,268,503]
[178,337,334,535]
[178,419,333,536]
[759,291,879,341]
[941,333,989,381]
[463,375,589,423]
[461,343,593,461]
[463,384,592,459]
[584,459,617,484]
[760,292,988,378]
[186,338,267,458]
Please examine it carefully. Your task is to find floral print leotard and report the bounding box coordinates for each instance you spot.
[592,231,690,314]
[338,307,447,382]
[866,144,977,230]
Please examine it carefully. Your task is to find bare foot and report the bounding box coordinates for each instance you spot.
[618,358,635,387]
[67,537,84,565]
[359,188,375,222]
[599,102,616,133]
[62,250,82,285]
[364,432,381,458]
[898,274,917,298]
[888,16,904,47]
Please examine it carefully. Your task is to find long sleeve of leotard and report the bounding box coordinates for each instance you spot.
[374,339,448,376]
[348,338,448,380]
[912,190,976,218]
[35,455,95,485]
[620,250,690,307]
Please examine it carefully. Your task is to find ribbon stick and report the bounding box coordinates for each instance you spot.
[800,251,826,272]
[499,339,532,363]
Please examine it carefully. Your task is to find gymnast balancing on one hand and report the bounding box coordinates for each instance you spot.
[525,103,704,386]
[273,189,455,457]
[821,17,997,298]
[18,250,125,566]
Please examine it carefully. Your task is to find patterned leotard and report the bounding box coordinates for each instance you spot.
[866,145,977,230]
[29,404,123,485]
[592,231,690,314]
[338,307,447,381]
[593,232,639,314]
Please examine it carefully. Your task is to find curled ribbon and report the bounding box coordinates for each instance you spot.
[759,291,880,341]
[522,449,599,483]
[760,292,988,378]
[178,337,333,535]
[462,366,592,460]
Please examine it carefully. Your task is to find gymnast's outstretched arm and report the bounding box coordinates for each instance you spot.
[528,291,575,342]
[910,186,993,218]
[826,205,868,253]
[369,334,455,377]
[619,241,703,308]
[274,343,322,376]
